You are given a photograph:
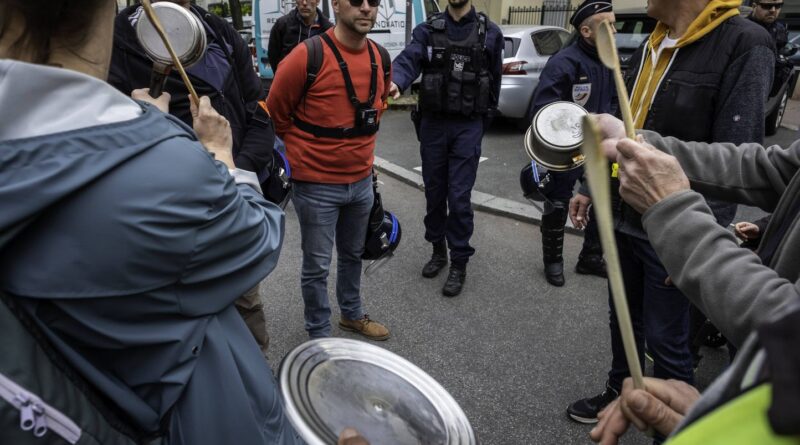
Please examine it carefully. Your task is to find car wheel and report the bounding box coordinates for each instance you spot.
[765,88,789,136]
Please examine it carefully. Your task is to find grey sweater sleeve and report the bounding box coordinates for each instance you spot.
[639,132,800,347]
[642,191,800,347]
[639,130,800,212]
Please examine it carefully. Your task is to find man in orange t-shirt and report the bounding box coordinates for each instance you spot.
[267,0,391,340]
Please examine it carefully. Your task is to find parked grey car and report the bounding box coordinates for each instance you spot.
[497,25,571,129]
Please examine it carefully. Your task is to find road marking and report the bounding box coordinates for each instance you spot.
[412,157,489,172]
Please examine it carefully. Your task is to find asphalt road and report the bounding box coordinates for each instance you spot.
[261,173,732,445]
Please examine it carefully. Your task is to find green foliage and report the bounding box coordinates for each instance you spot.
[208,2,230,17]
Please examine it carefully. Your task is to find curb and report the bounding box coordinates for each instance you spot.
[373,155,585,236]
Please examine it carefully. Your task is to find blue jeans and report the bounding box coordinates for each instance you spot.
[419,116,483,265]
[291,176,372,337]
[607,232,694,391]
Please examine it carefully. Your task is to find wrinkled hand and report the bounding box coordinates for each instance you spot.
[734,222,761,242]
[590,377,700,445]
[338,428,369,445]
[591,114,626,161]
[191,96,234,168]
[616,137,689,214]
[131,88,170,113]
[388,82,401,100]
[569,193,592,229]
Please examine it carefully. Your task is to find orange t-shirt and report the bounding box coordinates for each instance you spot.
[266,28,389,184]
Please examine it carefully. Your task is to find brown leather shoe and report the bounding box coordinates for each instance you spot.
[339,315,390,341]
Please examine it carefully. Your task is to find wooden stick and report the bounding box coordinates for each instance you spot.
[140,0,200,105]
[596,20,636,139]
[581,115,645,391]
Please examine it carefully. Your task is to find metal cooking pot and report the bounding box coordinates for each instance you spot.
[524,101,588,172]
[135,2,206,97]
[280,338,476,445]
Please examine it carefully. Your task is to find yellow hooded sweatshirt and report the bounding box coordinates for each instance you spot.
[629,0,742,128]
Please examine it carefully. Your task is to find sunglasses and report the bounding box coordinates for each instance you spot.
[348,0,381,7]
[756,2,783,10]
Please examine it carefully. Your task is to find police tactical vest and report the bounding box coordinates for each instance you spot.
[419,12,492,118]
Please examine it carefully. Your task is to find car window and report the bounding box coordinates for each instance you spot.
[531,30,571,56]
[614,16,657,52]
[504,37,521,58]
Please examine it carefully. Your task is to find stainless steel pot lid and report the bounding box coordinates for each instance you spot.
[135,2,207,68]
[280,338,476,445]
[524,101,588,171]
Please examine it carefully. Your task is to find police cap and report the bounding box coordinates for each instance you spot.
[569,0,613,28]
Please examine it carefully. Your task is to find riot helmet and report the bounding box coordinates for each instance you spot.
[519,160,554,202]
[260,138,292,209]
[362,210,402,261]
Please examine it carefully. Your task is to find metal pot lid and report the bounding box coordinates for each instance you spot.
[280,338,476,445]
[135,2,207,68]
[524,101,587,171]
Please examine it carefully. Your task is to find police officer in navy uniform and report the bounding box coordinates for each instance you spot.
[528,0,617,287]
[389,0,503,297]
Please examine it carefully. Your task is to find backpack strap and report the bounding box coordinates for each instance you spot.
[370,38,392,96]
[302,34,324,98]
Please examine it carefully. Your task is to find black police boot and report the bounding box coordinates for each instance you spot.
[541,203,567,287]
[442,263,466,297]
[422,240,448,278]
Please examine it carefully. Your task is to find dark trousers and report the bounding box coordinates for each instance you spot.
[607,232,694,391]
[419,116,483,265]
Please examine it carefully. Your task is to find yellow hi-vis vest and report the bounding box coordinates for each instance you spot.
[668,384,800,445]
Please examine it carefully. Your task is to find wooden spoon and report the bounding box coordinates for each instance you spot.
[596,20,636,139]
[581,115,645,392]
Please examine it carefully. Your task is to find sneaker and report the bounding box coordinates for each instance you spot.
[442,266,466,297]
[566,383,619,424]
[575,254,607,278]
[339,315,390,341]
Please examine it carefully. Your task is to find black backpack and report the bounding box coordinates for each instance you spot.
[0,293,162,445]
[301,34,391,99]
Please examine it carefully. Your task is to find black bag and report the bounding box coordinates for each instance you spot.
[0,293,162,445]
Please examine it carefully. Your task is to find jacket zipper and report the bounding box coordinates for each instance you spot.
[0,372,82,444]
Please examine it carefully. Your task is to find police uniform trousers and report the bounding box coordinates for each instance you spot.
[419,115,484,265]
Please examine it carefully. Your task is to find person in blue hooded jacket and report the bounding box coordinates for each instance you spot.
[0,1,301,443]
[527,0,617,287]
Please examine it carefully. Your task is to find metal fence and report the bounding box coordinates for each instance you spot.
[508,0,578,30]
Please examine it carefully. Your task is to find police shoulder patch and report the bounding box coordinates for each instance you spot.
[572,83,591,107]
